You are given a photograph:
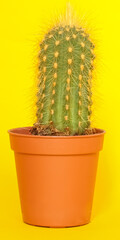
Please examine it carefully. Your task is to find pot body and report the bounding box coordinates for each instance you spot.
[8,127,105,227]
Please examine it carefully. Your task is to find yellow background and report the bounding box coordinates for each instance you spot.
[0,0,120,239]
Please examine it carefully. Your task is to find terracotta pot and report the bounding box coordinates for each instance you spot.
[8,127,105,228]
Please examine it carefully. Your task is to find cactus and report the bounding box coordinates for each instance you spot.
[36,25,95,135]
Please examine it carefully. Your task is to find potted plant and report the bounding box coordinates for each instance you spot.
[8,6,105,228]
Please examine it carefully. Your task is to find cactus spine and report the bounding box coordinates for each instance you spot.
[37,25,95,135]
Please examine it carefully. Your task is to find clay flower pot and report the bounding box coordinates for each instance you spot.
[8,127,105,228]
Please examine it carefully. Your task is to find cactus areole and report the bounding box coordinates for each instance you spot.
[35,25,95,136]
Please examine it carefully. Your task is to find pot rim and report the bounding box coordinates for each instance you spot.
[8,127,105,139]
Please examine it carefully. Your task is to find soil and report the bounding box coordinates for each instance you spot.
[30,122,99,136]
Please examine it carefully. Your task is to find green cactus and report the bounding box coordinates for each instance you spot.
[36,25,95,135]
